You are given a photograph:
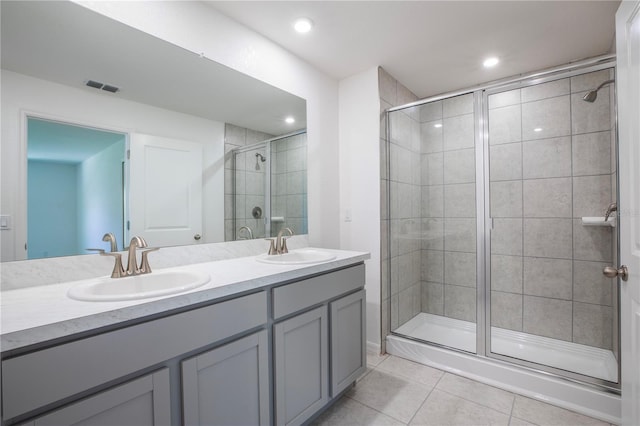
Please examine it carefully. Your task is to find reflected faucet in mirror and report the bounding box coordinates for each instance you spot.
[102,233,118,252]
[237,226,253,240]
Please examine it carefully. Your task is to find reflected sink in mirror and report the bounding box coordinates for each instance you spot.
[255,249,336,265]
[67,269,210,302]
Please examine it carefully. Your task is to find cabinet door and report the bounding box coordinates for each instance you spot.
[330,289,367,396]
[22,369,170,426]
[181,330,270,426]
[274,306,329,426]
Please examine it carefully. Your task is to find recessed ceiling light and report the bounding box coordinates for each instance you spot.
[534,127,543,132]
[285,116,295,124]
[293,18,313,33]
[434,123,443,128]
[483,57,499,68]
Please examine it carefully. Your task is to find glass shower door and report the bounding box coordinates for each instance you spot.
[389,93,478,353]
[486,68,619,383]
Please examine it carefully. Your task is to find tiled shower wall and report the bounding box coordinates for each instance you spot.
[488,69,617,350]
[270,133,308,237]
[224,123,273,241]
[379,67,419,351]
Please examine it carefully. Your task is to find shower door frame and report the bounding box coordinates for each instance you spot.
[385,54,620,392]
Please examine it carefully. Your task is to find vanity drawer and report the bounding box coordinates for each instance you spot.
[272,264,365,319]
[2,291,267,420]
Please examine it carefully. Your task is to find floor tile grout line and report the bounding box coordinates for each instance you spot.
[343,395,409,425]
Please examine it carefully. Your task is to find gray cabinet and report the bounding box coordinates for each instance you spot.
[20,369,170,426]
[274,306,329,426]
[182,330,270,426]
[330,289,367,396]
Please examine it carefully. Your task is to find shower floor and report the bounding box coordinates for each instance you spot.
[394,312,618,382]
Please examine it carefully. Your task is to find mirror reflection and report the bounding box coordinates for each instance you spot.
[0,1,307,261]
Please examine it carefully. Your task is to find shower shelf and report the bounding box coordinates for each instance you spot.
[581,217,616,227]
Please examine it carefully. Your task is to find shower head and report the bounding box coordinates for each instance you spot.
[582,79,615,103]
[255,153,266,170]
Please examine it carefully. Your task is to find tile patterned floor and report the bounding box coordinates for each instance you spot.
[312,353,613,426]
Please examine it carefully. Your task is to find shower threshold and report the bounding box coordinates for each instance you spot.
[394,312,617,382]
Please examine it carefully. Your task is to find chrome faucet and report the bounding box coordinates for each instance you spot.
[265,227,294,255]
[126,236,148,275]
[604,202,617,221]
[237,226,254,240]
[102,232,118,252]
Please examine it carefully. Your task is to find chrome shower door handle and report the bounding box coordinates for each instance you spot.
[603,265,629,281]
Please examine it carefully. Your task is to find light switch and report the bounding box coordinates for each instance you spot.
[1,215,11,230]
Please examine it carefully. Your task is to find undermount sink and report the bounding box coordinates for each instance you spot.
[255,248,336,265]
[67,269,211,302]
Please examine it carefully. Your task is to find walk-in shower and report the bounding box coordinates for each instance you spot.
[385,57,619,397]
[229,131,308,241]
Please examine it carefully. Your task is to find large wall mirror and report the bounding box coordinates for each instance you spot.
[0,1,307,262]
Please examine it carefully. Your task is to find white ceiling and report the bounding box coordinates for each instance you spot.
[1,1,306,137]
[207,1,620,99]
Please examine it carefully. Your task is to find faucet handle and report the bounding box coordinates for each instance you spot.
[139,247,160,274]
[280,237,289,254]
[265,238,278,255]
[100,251,125,278]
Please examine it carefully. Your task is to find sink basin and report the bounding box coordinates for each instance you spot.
[67,270,210,302]
[255,248,336,265]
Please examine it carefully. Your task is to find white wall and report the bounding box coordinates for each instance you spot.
[0,70,225,261]
[338,67,382,348]
[77,0,341,249]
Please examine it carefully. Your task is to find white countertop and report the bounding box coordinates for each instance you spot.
[1,248,369,354]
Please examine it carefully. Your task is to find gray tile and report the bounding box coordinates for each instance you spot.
[409,389,509,426]
[523,178,572,218]
[399,253,419,291]
[444,285,476,322]
[572,89,612,135]
[311,396,403,426]
[491,181,523,218]
[512,395,609,426]
[377,356,444,388]
[523,257,573,300]
[521,96,570,141]
[398,287,415,326]
[489,89,521,109]
[573,302,613,350]
[421,120,444,153]
[421,250,444,283]
[573,175,612,218]
[523,295,572,341]
[398,82,419,107]
[421,153,443,186]
[422,218,444,251]
[491,291,523,331]
[443,148,476,184]
[521,78,570,102]
[444,183,476,218]
[443,114,474,151]
[347,369,432,424]
[523,219,573,259]
[573,219,613,262]
[224,123,247,146]
[422,185,444,218]
[391,294,399,329]
[489,105,522,145]
[444,251,476,288]
[572,132,612,176]
[390,111,414,150]
[491,218,523,256]
[443,93,474,117]
[435,373,515,414]
[508,417,536,426]
[491,255,523,293]
[522,136,572,179]
[571,69,614,93]
[573,260,614,306]
[379,67,397,105]
[422,281,444,315]
[444,218,476,253]
[490,142,522,181]
[420,100,443,122]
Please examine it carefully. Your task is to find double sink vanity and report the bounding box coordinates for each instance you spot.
[1,246,369,425]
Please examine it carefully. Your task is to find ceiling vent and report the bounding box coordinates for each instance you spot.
[85,80,119,93]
